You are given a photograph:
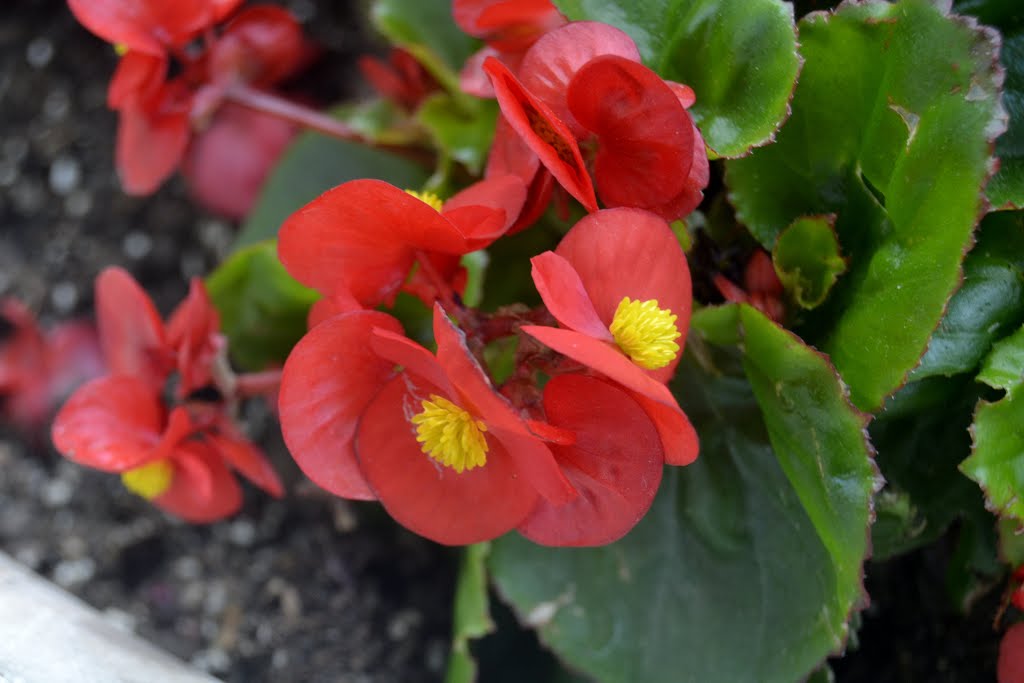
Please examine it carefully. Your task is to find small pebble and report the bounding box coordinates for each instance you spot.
[271,649,289,670]
[64,190,92,217]
[11,180,44,214]
[3,136,29,163]
[42,89,71,122]
[25,38,54,68]
[387,608,422,641]
[52,558,96,588]
[122,231,152,260]
[288,0,316,21]
[41,478,73,507]
[173,555,202,581]
[180,250,205,279]
[228,519,256,547]
[50,281,78,314]
[204,581,228,614]
[191,647,231,674]
[49,156,81,194]
[0,161,17,187]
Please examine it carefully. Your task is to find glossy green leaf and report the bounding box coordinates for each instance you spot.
[446,543,494,683]
[956,0,1024,209]
[554,0,800,157]
[417,95,498,175]
[962,323,1024,524]
[726,0,1004,410]
[236,132,428,248]
[912,211,1024,380]
[371,0,477,82]
[489,309,875,683]
[206,241,318,371]
[772,215,846,309]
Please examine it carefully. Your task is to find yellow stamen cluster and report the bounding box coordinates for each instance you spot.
[121,459,174,500]
[609,297,681,370]
[411,395,488,473]
[405,189,444,212]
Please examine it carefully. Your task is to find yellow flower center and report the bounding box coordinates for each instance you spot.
[120,459,174,500]
[410,394,488,474]
[609,297,681,370]
[405,189,444,212]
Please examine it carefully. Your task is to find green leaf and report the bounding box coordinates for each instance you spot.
[489,310,875,683]
[955,0,1024,209]
[554,0,801,157]
[236,132,428,248]
[962,322,1024,524]
[206,241,318,371]
[371,0,478,84]
[726,0,1005,410]
[771,215,846,309]
[446,543,494,683]
[912,210,1024,380]
[417,95,498,175]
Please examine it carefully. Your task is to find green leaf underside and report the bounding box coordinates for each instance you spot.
[371,0,478,74]
[962,322,1024,524]
[726,0,1004,411]
[553,0,800,157]
[445,543,494,683]
[206,242,318,371]
[912,210,1024,380]
[237,132,428,248]
[417,95,498,176]
[490,307,875,683]
[772,215,846,309]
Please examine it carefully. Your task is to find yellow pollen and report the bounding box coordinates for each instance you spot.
[609,297,681,370]
[405,189,444,212]
[410,394,488,474]
[121,459,174,500]
[113,43,128,56]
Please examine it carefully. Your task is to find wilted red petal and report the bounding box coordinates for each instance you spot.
[356,375,538,545]
[95,267,171,390]
[519,22,641,137]
[518,374,663,546]
[115,86,191,195]
[442,174,527,248]
[51,375,164,472]
[432,306,576,505]
[278,311,404,500]
[67,0,215,54]
[278,179,470,308]
[530,251,609,340]
[999,623,1024,683]
[166,277,222,395]
[568,55,696,219]
[484,57,597,213]
[155,442,244,523]
[211,6,306,87]
[555,208,692,381]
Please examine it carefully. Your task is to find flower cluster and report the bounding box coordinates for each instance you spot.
[51,268,283,522]
[268,0,708,547]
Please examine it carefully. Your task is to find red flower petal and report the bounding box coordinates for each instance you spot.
[115,84,191,195]
[530,251,609,340]
[432,306,576,505]
[370,327,454,397]
[166,277,222,396]
[108,51,166,109]
[630,391,699,466]
[453,0,564,52]
[51,375,164,472]
[356,375,538,545]
[155,442,243,523]
[211,6,307,87]
[442,174,527,248]
[999,623,1024,683]
[484,57,597,213]
[67,0,215,54]
[277,179,470,308]
[555,208,692,381]
[518,374,663,546]
[95,267,171,390]
[519,22,641,137]
[278,311,404,500]
[206,419,284,497]
[568,55,697,219]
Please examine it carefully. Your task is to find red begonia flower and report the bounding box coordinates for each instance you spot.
[517,21,640,138]
[278,310,405,500]
[67,0,241,56]
[485,115,555,234]
[453,0,565,53]
[356,306,574,544]
[517,374,663,546]
[999,623,1024,683]
[568,55,706,220]
[484,57,597,213]
[359,48,438,111]
[713,250,786,323]
[208,6,309,88]
[523,208,698,465]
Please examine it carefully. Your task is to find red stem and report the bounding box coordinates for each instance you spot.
[235,369,283,398]
[223,83,365,144]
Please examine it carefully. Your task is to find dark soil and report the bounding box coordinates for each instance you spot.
[0,2,455,681]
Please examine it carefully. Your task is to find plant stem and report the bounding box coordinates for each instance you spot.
[223,83,365,144]
[235,369,283,398]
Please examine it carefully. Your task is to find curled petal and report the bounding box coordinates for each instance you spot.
[211,6,308,87]
[206,420,284,497]
[155,442,244,523]
[115,83,192,195]
[67,0,215,54]
[518,375,663,546]
[442,174,528,248]
[531,251,609,340]
[278,311,404,500]
[95,267,170,390]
